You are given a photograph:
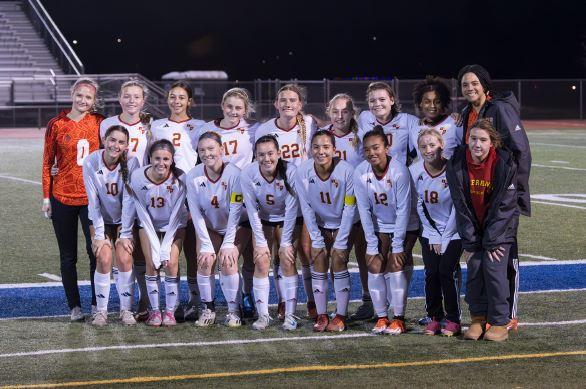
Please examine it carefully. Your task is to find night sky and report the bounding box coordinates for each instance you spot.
[43,0,585,80]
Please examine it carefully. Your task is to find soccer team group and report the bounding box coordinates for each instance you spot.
[41,64,531,342]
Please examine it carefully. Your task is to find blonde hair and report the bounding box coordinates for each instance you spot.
[222,87,255,118]
[326,93,360,148]
[276,84,307,156]
[71,77,101,112]
[119,79,149,100]
[365,81,401,118]
[417,128,445,149]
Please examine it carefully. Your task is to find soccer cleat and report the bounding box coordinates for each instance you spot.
[195,308,216,327]
[241,293,256,319]
[146,310,162,327]
[183,304,199,322]
[507,317,519,332]
[424,319,441,336]
[282,314,300,331]
[91,305,98,316]
[252,314,272,331]
[384,318,406,335]
[162,311,177,327]
[120,310,137,326]
[313,314,329,332]
[441,320,461,337]
[70,307,85,322]
[464,315,487,340]
[174,305,185,323]
[306,301,318,321]
[484,325,508,342]
[224,312,242,327]
[134,309,149,322]
[277,301,286,321]
[418,316,432,326]
[326,314,346,332]
[349,301,375,321]
[372,317,391,334]
[91,310,108,327]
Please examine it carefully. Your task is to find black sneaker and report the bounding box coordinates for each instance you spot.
[184,303,199,322]
[174,304,185,323]
[241,293,256,319]
[349,301,374,321]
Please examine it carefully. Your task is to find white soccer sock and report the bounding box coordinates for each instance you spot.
[164,276,179,313]
[253,276,270,316]
[368,272,388,318]
[220,273,240,313]
[302,265,314,303]
[311,270,328,315]
[116,270,134,311]
[94,271,111,312]
[386,267,412,317]
[333,270,351,316]
[283,275,298,315]
[133,263,148,308]
[187,276,200,305]
[112,266,119,284]
[197,274,213,303]
[273,262,282,301]
[242,266,254,295]
[145,275,160,311]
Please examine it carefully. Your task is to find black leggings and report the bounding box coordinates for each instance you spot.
[420,237,462,323]
[50,197,96,310]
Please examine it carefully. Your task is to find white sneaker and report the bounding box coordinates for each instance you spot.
[195,308,216,327]
[92,310,108,326]
[224,312,242,327]
[252,314,271,331]
[282,313,300,331]
[120,310,137,326]
[70,306,85,322]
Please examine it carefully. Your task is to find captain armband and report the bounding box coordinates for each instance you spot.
[230,192,244,203]
[344,195,356,206]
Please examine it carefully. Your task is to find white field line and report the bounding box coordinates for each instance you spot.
[550,160,569,164]
[531,142,586,149]
[532,163,586,172]
[1,288,585,322]
[532,200,586,210]
[37,273,61,281]
[0,174,41,185]
[1,318,586,359]
[4,259,586,290]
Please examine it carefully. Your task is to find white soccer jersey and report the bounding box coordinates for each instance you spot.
[185,163,243,253]
[322,125,364,166]
[409,160,459,251]
[241,161,299,248]
[410,116,463,160]
[354,159,414,255]
[357,111,419,165]
[126,166,188,267]
[296,159,357,250]
[151,117,205,174]
[99,115,151,166]
[83,150,140,240]
[254,115,317,167]
[195,119,258,169]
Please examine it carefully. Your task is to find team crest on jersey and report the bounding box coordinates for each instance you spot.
[166,185,174,193]
[238,127,245,134]
[331,179,339,188]
[187,124,194,131]
[442,178,448,188]
[139,126,145,134]
[277,181,284,190]
[392,124,400,129]
[63,134,71,143]
[386,179,392,187]
[221,181,228,191]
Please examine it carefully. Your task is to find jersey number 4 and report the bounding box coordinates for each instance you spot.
[211,195,220,208]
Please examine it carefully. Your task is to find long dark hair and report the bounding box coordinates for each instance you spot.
[104,125,130,184]
[255,135,294,196]
[363,125,389,147]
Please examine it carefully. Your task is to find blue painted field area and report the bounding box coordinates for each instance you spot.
[1,263,585,319]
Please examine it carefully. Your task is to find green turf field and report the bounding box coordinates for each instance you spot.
[0,129,585,387]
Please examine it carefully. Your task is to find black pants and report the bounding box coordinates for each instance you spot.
[508,238,519,319]
[420,237,462,323]
[50,197,96,310]
[465,244,511,326]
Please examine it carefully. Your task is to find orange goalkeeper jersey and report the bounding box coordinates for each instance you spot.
[42,110,103,206]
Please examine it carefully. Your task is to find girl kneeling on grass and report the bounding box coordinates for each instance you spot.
[83,125,140,326]
[409,129,462,336]
[446,119,518,342]
[126,139,188,327]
